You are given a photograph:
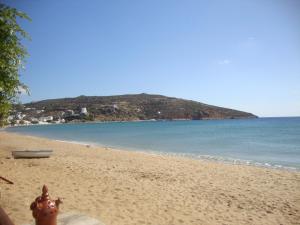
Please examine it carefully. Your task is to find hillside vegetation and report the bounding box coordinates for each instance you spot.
[19,94,257,122]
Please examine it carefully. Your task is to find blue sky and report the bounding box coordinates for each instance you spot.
[4,0,300,117]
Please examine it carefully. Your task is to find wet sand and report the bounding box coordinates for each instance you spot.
[0,131,300,225]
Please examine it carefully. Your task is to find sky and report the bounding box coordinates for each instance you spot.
[3,0,300,117]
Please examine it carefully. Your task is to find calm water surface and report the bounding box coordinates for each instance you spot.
[7,117,300,170]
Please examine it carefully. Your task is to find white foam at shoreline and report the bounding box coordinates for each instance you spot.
[54,139,98,147]
[139,150,299,172]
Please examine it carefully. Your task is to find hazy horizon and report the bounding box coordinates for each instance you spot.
[4,0,300,117]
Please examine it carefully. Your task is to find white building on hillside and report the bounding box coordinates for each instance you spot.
[39,116,53,122]
[80,107,88,115]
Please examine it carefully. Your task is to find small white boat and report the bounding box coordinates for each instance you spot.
[12,150,53,159]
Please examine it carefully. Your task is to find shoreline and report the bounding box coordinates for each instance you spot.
[1,131,300,225]
[5,128,300,172]
[28,137,300,172]
[5,116,261,129]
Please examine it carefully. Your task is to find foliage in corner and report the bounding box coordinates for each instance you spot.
[0,4,30,126]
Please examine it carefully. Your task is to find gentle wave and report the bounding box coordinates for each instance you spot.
[146,151,299,171]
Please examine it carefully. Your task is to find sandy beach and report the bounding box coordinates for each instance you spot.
[0,131,299,225]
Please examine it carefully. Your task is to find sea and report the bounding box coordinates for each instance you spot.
[6,117,300,171]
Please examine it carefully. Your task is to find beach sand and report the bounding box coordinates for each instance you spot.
[0,131,300,225]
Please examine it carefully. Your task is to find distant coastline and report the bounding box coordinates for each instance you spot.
[7,93,257,127]
[5,116,259,129]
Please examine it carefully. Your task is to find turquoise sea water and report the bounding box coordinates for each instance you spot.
[7,117,300,170]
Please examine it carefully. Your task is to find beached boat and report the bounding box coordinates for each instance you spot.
[12,150,53,159]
